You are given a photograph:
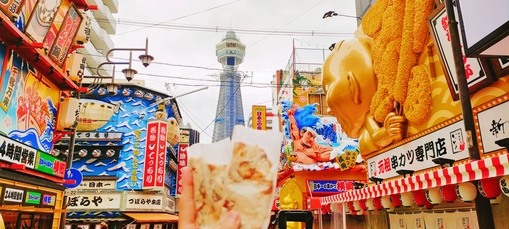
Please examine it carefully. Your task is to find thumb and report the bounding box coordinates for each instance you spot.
[221,211,241,229]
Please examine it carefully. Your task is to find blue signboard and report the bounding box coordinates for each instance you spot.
[64,168,83,189]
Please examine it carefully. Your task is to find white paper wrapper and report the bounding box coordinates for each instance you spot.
[188,126,283,229]
[188,138,232,229]
[226,125,283,229]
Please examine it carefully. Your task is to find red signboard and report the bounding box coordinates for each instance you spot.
[142,121,160,189]
[155,122,167,187]
[176,143,189,195]
[49,4,83,67]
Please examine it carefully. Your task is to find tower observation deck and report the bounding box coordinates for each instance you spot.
[212,30,247,142]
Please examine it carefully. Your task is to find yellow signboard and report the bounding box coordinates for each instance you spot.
[252,105,267,130]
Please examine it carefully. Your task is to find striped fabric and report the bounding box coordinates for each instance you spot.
[320,154,509,205]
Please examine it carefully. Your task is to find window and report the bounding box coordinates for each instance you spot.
[308,93,329,115]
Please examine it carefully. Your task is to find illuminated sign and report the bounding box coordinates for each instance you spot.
[3,187,24,203]
[252,105,267,130]
[25,191,41,205]
[0,134,37,169]
[34,151,66,177]
[42,194,56,206]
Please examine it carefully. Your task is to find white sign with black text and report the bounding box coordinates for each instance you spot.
[3,187,24,203]
[66,193,122,210]
[367,120,470,179]
[476,100,509,153]
[125,193,163,210]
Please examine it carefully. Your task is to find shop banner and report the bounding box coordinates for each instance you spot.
[72,179,116,190]
[176,143,189,195]
[142,121,160,189]
[49,4,82,67]
[475,98,509,153]
[306,180,355,194]
[3,187,24,203]
[34,151,66,177]
[0,0,24,19]
[66,193,122,210]
[252,105,267,130]
[367,120,469,179]
[156,121,167,188]
[0,134,37,169]
[24,191,41,205]
[42,193,56,206]
[125,193,163,210]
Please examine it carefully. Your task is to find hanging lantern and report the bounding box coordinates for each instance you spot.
[348,201,355,213]
[353,201,362,211]
[478,177,501,199]
[366,198,376,211]
[400,192,414,207]
[426,187,443,205]
[490,193,503,205]
[456,182,478,202]
[386,205,396,212]
[440,184,458,203]
[413,190,430,206]
[359,199,367,211]
[424,201,434,209]
[373,197,383,210]
[56,98,82,131]
[65,52,86,83]
[73,12,91,46]
[500,175,509,197]
[381,195,392,209]
[390,194,402,207]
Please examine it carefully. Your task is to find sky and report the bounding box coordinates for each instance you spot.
[108,0,359,143]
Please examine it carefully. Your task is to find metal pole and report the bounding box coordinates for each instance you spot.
[59,81,81,229]
[444,0,495,228]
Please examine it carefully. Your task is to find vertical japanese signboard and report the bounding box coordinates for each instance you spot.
[252,105,266,130]
[143,120,167,190]
[143,121,159,189]
[176,143,189,195]
[156,121,167,188]
[49,3,82,67]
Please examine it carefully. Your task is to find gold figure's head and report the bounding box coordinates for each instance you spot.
[166,117,180,146]
[322,38,376,138]
[279,194,298,210]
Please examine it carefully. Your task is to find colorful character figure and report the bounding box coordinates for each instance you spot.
[287,104,333,164]
[167,117,180,146]
[322,38,408,155]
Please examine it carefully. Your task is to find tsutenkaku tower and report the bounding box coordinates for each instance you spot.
[212,30,247,142]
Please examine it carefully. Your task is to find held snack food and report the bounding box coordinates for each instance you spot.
[188,125,283,229]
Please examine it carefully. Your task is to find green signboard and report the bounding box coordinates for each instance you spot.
[25,191,41,205]
[34,152,66,178]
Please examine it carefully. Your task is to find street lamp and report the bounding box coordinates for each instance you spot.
[322,11,361,20]
[83,38,154,94]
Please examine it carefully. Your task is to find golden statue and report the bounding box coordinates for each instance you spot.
[322,38,408,155]
[279,179,303,229]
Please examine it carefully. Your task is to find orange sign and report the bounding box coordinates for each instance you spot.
[252,105,266,130]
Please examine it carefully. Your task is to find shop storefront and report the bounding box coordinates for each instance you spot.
[319,0,509,228]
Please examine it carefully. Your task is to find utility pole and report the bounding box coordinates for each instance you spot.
[444,0,495,228]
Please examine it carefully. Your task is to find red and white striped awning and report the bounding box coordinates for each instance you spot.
[321,153,509,205]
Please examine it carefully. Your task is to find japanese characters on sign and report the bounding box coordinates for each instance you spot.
[252,105,267,130]
[3,187,24,203]
[0,0,23,19]
[130,129,143,188]
[166,196,176,213]
[367,120,469,180]
[143,121,160,189]
[176,143,189,195]
[156,121,167,187]
[125,193,163,210]
[24,191,41,205]
[0,134,37,169]
[74,180,116,190]
[475,98,509,153]
[429,5,493,101]
[42,194,56,206]
[66,132,123,140]
[49,4,83,67]
[34,151,66,178]
[126,225,136,229]
[66,193,122,210]
[307,180,355,194]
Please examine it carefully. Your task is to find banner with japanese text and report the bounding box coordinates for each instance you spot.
[252,105,266,130]
[176,143,189,195]
[142,120,167,189]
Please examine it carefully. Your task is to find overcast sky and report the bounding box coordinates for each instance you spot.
[108,0,358,143]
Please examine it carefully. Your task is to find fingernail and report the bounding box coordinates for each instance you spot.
[227,211,240,223]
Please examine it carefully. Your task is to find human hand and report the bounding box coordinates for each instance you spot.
[178,167,241,229]
[383,112,407,141]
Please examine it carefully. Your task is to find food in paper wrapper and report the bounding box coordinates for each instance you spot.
[188,126,282,229]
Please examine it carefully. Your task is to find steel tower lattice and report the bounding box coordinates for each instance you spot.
[212,30,246,142]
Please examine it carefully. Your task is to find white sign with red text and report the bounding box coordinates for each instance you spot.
[143,120,168,189]
[156,122,167,188]
[367,120,470,179]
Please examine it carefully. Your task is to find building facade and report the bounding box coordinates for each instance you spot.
[0,0,93,228]
[57,82,183,228]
